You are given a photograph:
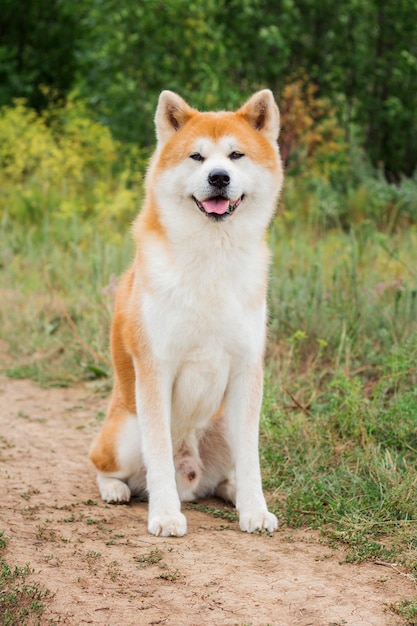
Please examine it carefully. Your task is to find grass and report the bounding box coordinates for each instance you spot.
[0,532,52,625]
[0,213,132,385]
[257,219,417,573]
[392,599,417,625]
[186,503,239,523]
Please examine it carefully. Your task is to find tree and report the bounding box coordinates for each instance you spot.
[77,0,230,143]
[1,0,416,178]
[0,0,83,109]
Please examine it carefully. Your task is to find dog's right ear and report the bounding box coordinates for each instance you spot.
[155,91,195,146]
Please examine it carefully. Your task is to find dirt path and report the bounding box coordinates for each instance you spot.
[0,376,414,625]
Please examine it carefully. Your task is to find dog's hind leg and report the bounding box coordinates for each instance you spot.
[194,416,236,504]
[174,442,203,502]
[96,474,131,504]
[89,401,146,504]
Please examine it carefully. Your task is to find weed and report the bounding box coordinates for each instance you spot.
[134,549,163,568]
[42,554,62,567]
[20,488,40,502]
[106,561,120,581]
[0,532,52,624]
[186,503,238,522]
[20,506,40,520]
[17,411,30,420]
[35,527,58,543]
[392,599,417,625]
[0,533,6,550]
[158,568,180,581]
[97,524,111,532]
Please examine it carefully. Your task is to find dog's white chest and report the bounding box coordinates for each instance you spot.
[141,245,266,432]
[143,252,264,362]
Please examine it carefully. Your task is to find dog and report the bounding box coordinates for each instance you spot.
[89,89,283,536]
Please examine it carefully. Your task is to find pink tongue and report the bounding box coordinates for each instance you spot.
[201,198,230,214]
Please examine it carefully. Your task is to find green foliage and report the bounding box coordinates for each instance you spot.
[77,0,234,143]
[0,98,144,241]
[268,223,417,380]
[73,0,416,178]
[262,333,417,564]
[393,599,417,625]
[0,0,82,110]
[4,0,414,177]
[0,224,130,384]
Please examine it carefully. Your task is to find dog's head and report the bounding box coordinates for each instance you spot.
[148,90,283,230]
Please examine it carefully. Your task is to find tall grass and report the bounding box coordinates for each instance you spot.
[263,219,417,567]
[268,219,417,389]
[0,213,132,384]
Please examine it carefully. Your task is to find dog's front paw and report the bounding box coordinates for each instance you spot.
[148,512,187,537]
[239,509,278,533]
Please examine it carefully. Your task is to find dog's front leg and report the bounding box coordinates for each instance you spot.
[225,363,278,533]
[133,358,186,537]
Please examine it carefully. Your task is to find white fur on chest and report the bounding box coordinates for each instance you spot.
[139,230,267,434]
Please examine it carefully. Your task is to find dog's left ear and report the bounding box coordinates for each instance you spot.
[155,91,196,146]
[237,90,280,143]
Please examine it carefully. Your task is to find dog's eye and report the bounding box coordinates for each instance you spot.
[190,152,204,162]
[229,151,244,160]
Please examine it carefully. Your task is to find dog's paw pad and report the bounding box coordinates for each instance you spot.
[148,512,187,537]
[239,510,278,533]
[98,477,131,504]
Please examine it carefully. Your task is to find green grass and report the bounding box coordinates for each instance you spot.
[0,532,52,625]
[260,222,417,574]
[0,214,132,385]
[392,599,417,625]
[186,503,239,523]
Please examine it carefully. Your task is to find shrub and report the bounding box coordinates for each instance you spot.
[0,99,145,243]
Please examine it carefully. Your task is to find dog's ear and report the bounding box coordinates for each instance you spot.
[237,90,280,143]
[155,91,195,146]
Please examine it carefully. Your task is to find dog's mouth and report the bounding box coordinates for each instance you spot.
[192,195,244,221]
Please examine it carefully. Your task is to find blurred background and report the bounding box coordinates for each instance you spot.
[1,0,416,179]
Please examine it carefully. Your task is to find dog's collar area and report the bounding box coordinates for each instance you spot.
[192,195,244,221]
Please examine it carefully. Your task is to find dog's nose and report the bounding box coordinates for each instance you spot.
[208,169,230,189]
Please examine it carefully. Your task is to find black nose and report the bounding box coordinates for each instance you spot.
[208,169,230,189]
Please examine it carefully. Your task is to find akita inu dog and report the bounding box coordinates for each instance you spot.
[89,90,283,536]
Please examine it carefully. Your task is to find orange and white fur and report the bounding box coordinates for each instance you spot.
[89,90,283,536]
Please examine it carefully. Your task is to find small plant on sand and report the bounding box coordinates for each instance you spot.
[391,599,417,625]
[0,532,52,625]
[134,548,164,569]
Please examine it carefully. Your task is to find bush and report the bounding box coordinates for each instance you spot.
[0,99,145,242]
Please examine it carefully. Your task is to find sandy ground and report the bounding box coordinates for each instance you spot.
[0,375,415,625]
